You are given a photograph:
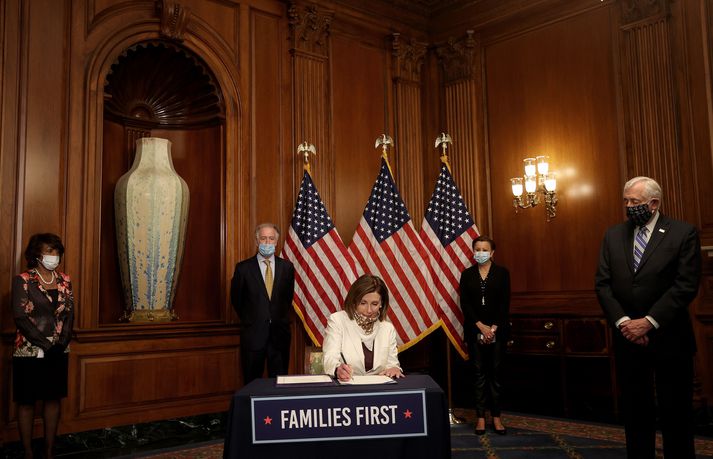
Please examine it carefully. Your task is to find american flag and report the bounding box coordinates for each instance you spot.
[282,171,358,346]
[349,158,440,349]
[420,163,479,358]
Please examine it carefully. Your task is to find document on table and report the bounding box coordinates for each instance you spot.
[337,375,397,385]
[276,374,334,385]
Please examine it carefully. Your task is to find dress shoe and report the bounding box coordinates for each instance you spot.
[474,418,486,435]
[492,424,507,435]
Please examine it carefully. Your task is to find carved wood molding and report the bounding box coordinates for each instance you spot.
[391,31,427,218]
[292,57,333,212]
[104,41,224,128]
[620,16,684,219]
[620,0,669,27]
[444,79,480,229]
[288,2,333,57]
[391,33,427,83]
[156,0,191,41]
[290,3,333,213]
[435,30,478,84]
[393,82,424,224]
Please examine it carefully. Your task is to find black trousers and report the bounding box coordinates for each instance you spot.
[471,339,503,418]
[615,341,694,459]
[241,337,290,385]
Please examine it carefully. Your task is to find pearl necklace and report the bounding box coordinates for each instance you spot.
[36,269,56,285]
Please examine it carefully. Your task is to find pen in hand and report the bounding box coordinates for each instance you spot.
[338,352,353,381]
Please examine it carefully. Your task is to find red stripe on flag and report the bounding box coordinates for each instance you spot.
[285,238,330,328]
[350,225,411,343]
[316,234,353,292]
[352,227,413,343]
[392,228,438,324]
[420,225,460,291]
[380,233,432,331]
[302,240,343,305]
[330,230,359,277]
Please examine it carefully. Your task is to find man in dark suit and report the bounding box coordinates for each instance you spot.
[595,176,701,459]
[231,223,295,384]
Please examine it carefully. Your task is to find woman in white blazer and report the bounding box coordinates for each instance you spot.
[323,274,403,380]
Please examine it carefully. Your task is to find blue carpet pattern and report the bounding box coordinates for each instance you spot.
[4,411,713,458]
[449,411,713,459]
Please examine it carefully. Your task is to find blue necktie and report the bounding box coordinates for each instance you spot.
[633,227,648,272]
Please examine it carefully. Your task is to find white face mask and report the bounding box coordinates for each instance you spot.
[39,255,60,271]
[474,251,491,265]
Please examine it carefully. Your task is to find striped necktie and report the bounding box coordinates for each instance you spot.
[264,259,273,299]
[633,226,648,272]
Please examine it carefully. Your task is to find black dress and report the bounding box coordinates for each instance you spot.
[13,288,70,404]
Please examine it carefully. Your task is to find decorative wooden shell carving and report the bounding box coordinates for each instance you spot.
[104,41,224,128]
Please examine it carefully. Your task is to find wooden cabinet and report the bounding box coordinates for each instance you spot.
[501,315,618,422]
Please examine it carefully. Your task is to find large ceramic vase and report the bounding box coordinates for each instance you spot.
[115,137,189,321]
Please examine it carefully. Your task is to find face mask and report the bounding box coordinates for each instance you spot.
[258,243,275,257]
[626,203,653,227]
[355,311,379,334]
[39,255,60,271]
[474,252,491,265]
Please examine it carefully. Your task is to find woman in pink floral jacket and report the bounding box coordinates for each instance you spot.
[12,233,74,459]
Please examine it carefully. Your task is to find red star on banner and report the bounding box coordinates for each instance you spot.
[264,416,272,425]
[403,409,412,419]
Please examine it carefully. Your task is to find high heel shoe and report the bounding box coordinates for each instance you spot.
[474,418,486,435]
[492,423,507,435]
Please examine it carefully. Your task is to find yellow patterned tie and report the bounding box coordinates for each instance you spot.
[264,259,273,299]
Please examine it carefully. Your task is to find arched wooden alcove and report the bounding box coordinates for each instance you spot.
[99,41,225,323]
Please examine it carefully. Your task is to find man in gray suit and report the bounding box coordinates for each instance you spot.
[231,223,295,385]
[595,176,701,458]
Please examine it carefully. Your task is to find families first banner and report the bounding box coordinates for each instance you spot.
[251,390,427,443]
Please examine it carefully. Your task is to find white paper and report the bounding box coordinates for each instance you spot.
[276,374,333,385]
[337,375,397,385]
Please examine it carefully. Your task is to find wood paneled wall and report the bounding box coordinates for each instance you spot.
[1,0,713,442]
[484,4,622,296]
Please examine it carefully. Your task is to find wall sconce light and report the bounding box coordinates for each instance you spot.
[511,155,558,222]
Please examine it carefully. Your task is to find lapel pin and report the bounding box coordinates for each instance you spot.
[658,228,666,233]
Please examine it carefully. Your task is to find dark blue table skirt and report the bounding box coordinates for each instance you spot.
[223,374,451,459]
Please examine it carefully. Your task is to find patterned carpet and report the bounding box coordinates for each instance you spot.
[136,411,713,459]
[139,441,224,459]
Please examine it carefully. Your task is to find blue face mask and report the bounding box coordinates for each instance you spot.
[474,252,491,265]
[258,243,275,257]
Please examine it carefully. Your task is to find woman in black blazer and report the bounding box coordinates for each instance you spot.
[460,235,510,435]
[12,233,75,459]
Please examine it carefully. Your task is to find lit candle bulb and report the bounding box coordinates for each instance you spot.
[525,175,537,193]
[523,158,536,177]
[544,173,557,192]
[536,156,549,175]
[511,177,523,197]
